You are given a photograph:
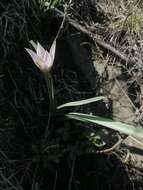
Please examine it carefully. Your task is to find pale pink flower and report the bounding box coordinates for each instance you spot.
[25,40,56,72]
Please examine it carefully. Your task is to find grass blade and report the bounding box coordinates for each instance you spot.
[67,112,143,139]
[57,96,105,109]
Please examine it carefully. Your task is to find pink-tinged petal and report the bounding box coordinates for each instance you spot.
[30,40,37,51]
[43,51,53,71]
[25,48,42,69]
[37,42,46,58]
[43,50,49,62]
[25,48,38,63]
[50,40,56,61]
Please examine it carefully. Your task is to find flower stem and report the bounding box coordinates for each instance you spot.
[44,72,55,112]
[43,72,56,141]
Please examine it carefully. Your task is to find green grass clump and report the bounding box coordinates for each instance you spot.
[127,5,143,35]
[38,0,65,9]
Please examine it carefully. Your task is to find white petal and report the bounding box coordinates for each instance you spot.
[37,42,46,58]
[25,48,42,69]
[25,48,38,63]
[43,51,53,71]
[50,40,56,61]
[43,50,49,62]
[30,40,37,51]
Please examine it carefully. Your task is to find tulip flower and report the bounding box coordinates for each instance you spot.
[25,39,56,111]
[25,40,56,73]
[25,40,57,142]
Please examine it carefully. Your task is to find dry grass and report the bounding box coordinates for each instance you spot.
[96,0,143,71]
[0,0,40,58]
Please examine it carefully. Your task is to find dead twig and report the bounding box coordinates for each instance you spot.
[95,136,125,154]
[53,7,138,68]
[96,134,143,154]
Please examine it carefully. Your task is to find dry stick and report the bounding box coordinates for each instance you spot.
[53,7,137,67]
[93,135,143,154]
[95,137,125,154]
[55,5,67,40]
[55,0,73,40]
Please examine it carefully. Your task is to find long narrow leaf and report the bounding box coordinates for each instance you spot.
[67,112,143,139]
[57,96,105,109]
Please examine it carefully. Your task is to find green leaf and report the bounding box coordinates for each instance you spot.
[57,96,105,109]
[67,112,143,139]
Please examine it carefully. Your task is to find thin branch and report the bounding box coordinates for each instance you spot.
[53,7,138,68]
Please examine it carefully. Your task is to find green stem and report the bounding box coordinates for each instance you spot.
[44,72,55,112]
[43,72,56,142]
